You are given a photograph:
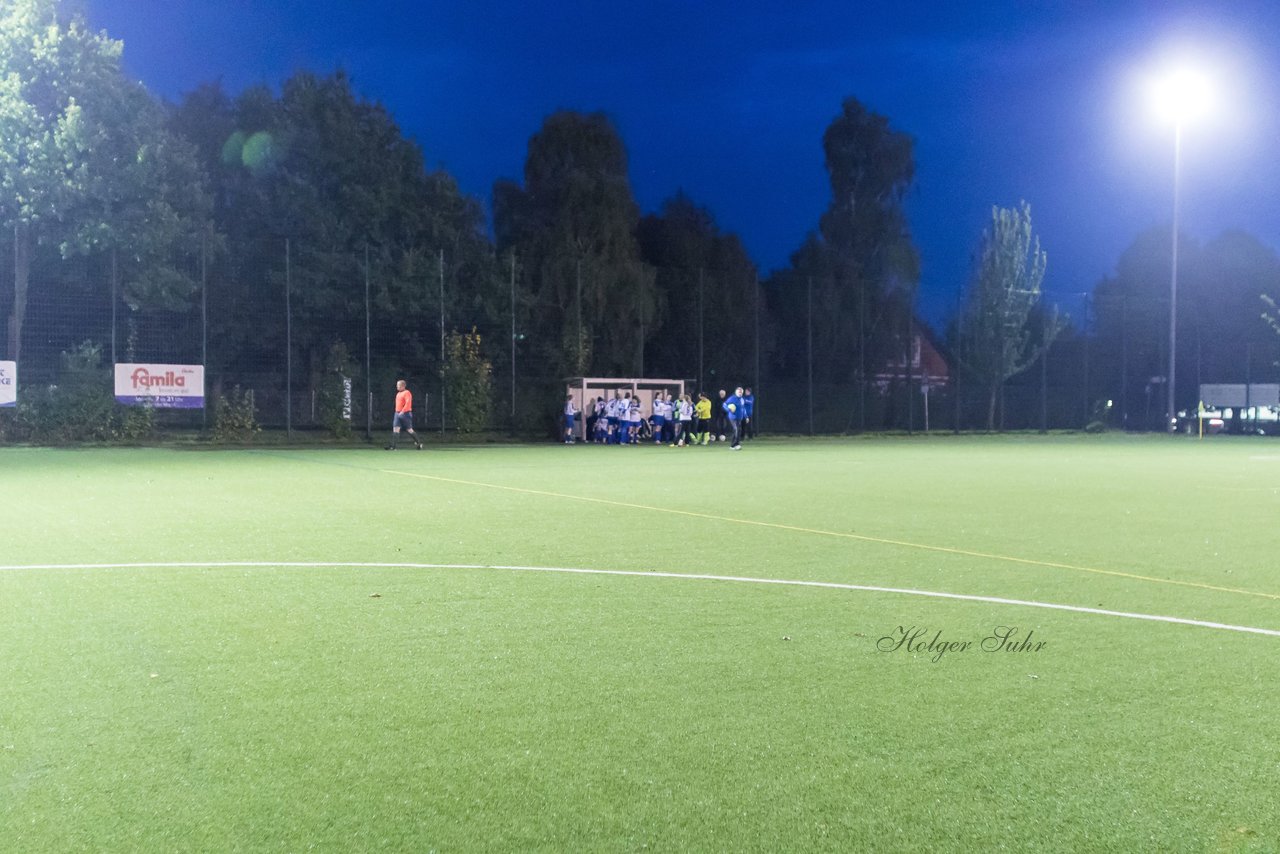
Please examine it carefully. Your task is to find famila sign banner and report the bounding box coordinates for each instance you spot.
[114,363,205,409]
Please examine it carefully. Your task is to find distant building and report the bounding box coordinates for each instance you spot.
[873,317,950,393]
[1190,383,1280,434]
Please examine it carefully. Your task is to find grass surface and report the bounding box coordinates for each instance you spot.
[2,435,1279,851]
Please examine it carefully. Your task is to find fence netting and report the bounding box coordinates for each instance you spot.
[3,247,1277,440]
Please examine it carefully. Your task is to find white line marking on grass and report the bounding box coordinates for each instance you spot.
[3,561,1279,639]
[1199,484,1280,493]
[375,468,1280,602]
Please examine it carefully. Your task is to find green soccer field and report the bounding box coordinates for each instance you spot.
[2,436,1278,851]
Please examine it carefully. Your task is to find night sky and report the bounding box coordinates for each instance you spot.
[83,0,1280,326]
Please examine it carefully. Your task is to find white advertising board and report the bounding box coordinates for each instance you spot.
[0,361,14,408]
[114,363,205,409]
[1199,384,1280,408]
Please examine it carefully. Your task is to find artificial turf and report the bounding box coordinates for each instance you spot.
[1,435,1278,851]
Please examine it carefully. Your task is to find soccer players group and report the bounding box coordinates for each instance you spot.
[567,386,754,450]
[388,378,754,451]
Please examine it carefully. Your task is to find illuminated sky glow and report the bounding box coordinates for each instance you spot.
[84,0,1280,323]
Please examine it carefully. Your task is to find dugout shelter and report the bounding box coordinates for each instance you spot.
[566,377,687,440]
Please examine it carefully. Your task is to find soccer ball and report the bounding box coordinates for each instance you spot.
[718,434,726,442]
[727,403,736,412]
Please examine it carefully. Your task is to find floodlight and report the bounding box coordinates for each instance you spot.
[1151,66,1213,126]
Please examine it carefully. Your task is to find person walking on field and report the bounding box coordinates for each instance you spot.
[387,379,423,450]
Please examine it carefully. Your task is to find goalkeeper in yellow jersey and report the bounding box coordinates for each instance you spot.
[694,392,712,445]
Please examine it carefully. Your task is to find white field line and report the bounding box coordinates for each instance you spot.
[3,561,1279,638]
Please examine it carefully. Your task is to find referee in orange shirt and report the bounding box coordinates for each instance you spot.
[386,379,423,450]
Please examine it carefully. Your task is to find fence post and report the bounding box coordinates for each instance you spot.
[201,234,207,433]
[111,249,118,365]
[1040,313,1048,434]
[953,367,961,435]
[440,249,446,435]
[509,251,516,427]
[365,243,372,441]
[698,268,704,392]
[905,308,914,435]
[753,271,760,422]
[285,237,292,440]
[807,276,814,436]
[859,284,866,433]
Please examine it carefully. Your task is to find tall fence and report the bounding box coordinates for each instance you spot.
[3,247,1278,441]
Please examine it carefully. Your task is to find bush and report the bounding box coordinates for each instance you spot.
[213,386,260,443]
[317,343,357,439]
[3,342,155,444]
[442,327,492,433]
[118,403,156,441]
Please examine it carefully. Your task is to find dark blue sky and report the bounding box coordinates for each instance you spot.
[85,1,1280,325]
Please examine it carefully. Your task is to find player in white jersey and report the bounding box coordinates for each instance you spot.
[619,392,633,444]
[676,393,693,446]
[650,391,667,444]
[661,392,676,443]
[562,394,578,443]
[606,392,622,443]
[627,393,642,444]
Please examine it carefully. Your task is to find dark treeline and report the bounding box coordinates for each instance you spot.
[3,0,1278,436]
[1088,227,1280,430]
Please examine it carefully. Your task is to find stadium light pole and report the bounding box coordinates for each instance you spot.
[285,237,292,440]
[1167,120,1182,433]
[1151,66,1211,432]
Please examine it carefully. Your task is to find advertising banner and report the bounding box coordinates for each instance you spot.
[114,363,205,408]
[1199,383,1280,408]
[0,361,14,408]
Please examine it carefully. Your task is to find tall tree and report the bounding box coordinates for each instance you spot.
[1090,228,1280,426]
[1196,231,1280,383]
[1089,227,1194,428]
[494,111,656,377]
[766,97,919,386]
[171,73,495,390]
[819,98,917,274]
[1264,294,1280,342]
[1,0,208,361]
[636,192,759,386]
[955,201,1062,430]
